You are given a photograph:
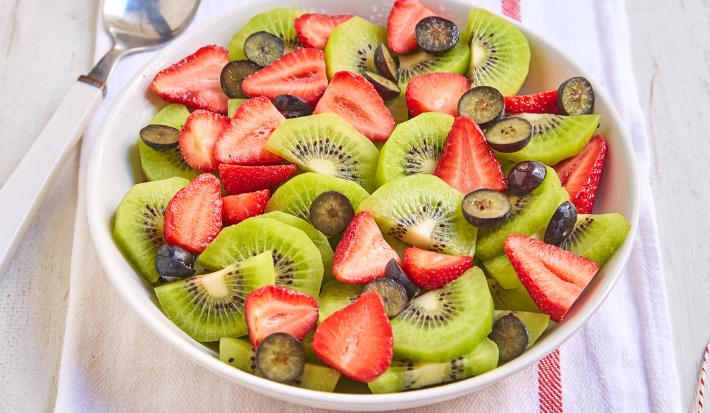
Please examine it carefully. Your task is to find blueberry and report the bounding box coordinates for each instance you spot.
[385,259,420,299]
[544,201,577,246]
[256,333,305,383]
[507,160,547,195]
[156,244,195,283]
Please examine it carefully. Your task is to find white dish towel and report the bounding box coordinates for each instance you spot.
[53,0,683,411]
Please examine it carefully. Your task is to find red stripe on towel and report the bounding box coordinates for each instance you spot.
[501,0,521,21]
[692,340,710,413]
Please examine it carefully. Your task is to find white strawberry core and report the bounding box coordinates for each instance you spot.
[200,272,229,297]
[306,158,338,176]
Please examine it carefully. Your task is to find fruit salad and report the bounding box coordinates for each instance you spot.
[113,0,631,394]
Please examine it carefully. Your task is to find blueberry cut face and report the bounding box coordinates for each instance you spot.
[156,244,195,283]
[243,31,285,67]
[308,191,355,236]
[364,278,409,317]
[488,313,529,364]
[220,60,261,98]
[272,94,313,119]
[255,333,305,383]
[385,259,420,299]
[140,124,180,151]
[415,16,459,54]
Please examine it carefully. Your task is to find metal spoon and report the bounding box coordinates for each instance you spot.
[0,0,201,274]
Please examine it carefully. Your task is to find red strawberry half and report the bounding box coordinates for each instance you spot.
[435,116,507,193]
[151,45,229,114]
[219,164,297,195]
[222,189,270,226]
[241,48,328,105]
[505,234,599,322]
[179,110,230,172]
[295,13,352,49]
[312,291,393,382]
[402,247,473,290]
[406,73,469,117]
[214,97,285,165]
[314,71,395,142]
[164,174,223,254]
[387,0,436,54]
[332,211,401,284]
[554,135,608,214]
[245,285,319,348]
[504,90,560,115]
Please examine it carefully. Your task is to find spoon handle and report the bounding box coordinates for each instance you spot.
[0,80,103,274]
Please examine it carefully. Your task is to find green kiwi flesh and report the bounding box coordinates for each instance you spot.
[227,8,303,61]
[113,177,189,283]
[228,98,247,117]
[265,172,370,221]
[476,166,568,260]
[368,337,498,393]
[376,112,454,186]
[488,278,540,312]
[397,41,470,91]
[358,174,476,256]
[219,337,341,391]
[260,211,334,282]
[138,104,199,181]
[484,253,522,289]
[494,310,550,348]
[390,267,493,362]
[465,8,530,96]
[494,114,600,165]
[317,280,363,323]
[197,217,324,298]
[386,95,409,124]
[266,113,379,191]
[155,251,275,342]
[324,17,386,79]
[561,213,631,266]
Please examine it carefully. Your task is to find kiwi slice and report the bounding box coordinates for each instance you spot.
[138,104,199,181]
[494,310,550,348]
[391,267,493,361]
[227,98,247,117]
[155,251,275,342]
[266,113,379,191]
[376,112,454,186]
[265,172,370,221]
[386,95,409,124]
[561,213,631,265]
[260,211,334,282]
[464,8,530,96]
[113,177,189,283]
[488,278,540,312]
[397,41,470,91]
[358,174,476,256]
[219,337,341,391]
[476,166,569,260]
[324,17,386,79]
[494,114,601,165]
[227,8,302,61]
[197,217,324,298]
[318,280,363,323]
[368,337,498,394]
[484,213,630,289]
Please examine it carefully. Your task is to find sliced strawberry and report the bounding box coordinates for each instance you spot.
[314,71,395,142]
[150,45,229,114]
[505,90,560,114]
[214,97,285,165]
[505,234,599,322]
[554,135,608,214]
[164,174,223,254]
[406,73,469,117]
[219,164,297,195]
[312,291,392,382]
[332,212,401,284]
[245,285,319,348]
[178,110,230,172]
[295,13,353,49]
[241,48,328,105]
[435,116,507,193]
[402,247,473,290]
[387,0,436,54]
[222,189,270,226]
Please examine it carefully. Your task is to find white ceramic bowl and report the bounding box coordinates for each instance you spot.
[87,0,640,410]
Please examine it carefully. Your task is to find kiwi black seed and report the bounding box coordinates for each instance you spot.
[308,191,355,236]
[220,60,261,98]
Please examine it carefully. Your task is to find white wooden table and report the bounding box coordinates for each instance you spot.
[0,0,707,411]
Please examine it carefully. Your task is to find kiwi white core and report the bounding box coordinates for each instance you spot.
[306,158,339,176]
[200,270,231,297]
[403,218,437,248]
[472,43,487,66]
[421,159,439,174]
[412,363,449,388]
[416,291,441,312]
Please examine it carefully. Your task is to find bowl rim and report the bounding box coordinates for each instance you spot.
[86,0,640,409]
